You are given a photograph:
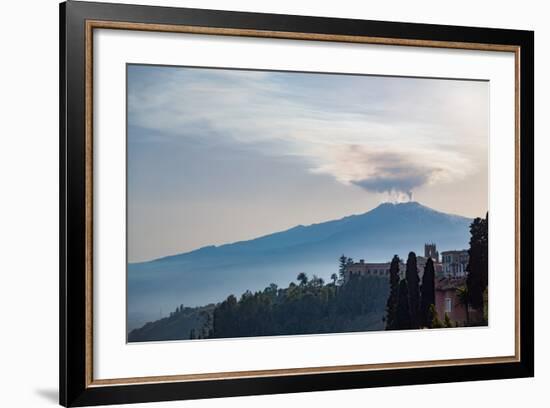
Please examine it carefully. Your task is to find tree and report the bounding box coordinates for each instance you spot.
[338,255,348,283]
[482,288,488,325]
[297,272,309,286]
[385,255,401,330]
[330,273,338,285]
[395,280,412,330]
[265,283,278,294]
[338,255,355,284]
[310,275,324,288]
[420,258,435,328]
[406,252,420,328]
[456,285,470,325]
[443,313,454,328]
[430,304,443,328]
[206,267,389,339]
[466,214,489,310]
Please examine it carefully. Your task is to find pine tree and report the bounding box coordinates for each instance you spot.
[395,280,412,330]
[385,255,401,330]
[420,258,435,328]
[406,252,420,328]
[338,255,348,283]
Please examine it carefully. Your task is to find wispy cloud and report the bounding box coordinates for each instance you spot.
[128,65,488,200]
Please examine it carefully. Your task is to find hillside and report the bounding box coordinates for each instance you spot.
[128,304,215,342]
[128,202,473,331]
[128,275,388,342]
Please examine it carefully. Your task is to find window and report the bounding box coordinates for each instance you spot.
[445,298,452,313]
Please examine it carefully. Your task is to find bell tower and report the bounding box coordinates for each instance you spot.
[424,243,439,262]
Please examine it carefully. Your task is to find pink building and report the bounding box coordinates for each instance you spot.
[435,277,468,325]
[435,277,482,326]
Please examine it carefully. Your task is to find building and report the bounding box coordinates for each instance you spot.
[424,243,439,262]
[340,243,481,327]
[441,249,469,277]
[344,257,433,281]
[343,259,405,281]
[343,243,459,283]
[435,277,468,325]
[435,276,483,326]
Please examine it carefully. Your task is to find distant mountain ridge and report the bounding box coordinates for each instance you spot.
[128,202,473,331]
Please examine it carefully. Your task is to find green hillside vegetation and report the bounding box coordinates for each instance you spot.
[128,272,389,342]
[128,304,215,342]
[207,273,388,339]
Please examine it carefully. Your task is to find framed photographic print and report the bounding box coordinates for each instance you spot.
[59,1,534,406]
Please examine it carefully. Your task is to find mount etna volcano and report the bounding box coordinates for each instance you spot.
[128,202,473,331]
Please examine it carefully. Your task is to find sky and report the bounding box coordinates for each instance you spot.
[127,64,489,262]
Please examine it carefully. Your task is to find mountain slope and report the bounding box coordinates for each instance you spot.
[128,202,473,330]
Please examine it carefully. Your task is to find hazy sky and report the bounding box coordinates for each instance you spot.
[127,65,488,262]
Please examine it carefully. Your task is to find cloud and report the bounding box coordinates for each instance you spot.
[352,172,429,199]
[308,144,472,201]
[128,66,487,199]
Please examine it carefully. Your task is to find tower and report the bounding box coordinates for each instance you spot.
[424,243,439,262]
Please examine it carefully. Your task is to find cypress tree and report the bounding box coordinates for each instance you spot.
[420,258,435,328]
[385,255,401,330]
[406,252,420,328]
[395,279,412,330]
